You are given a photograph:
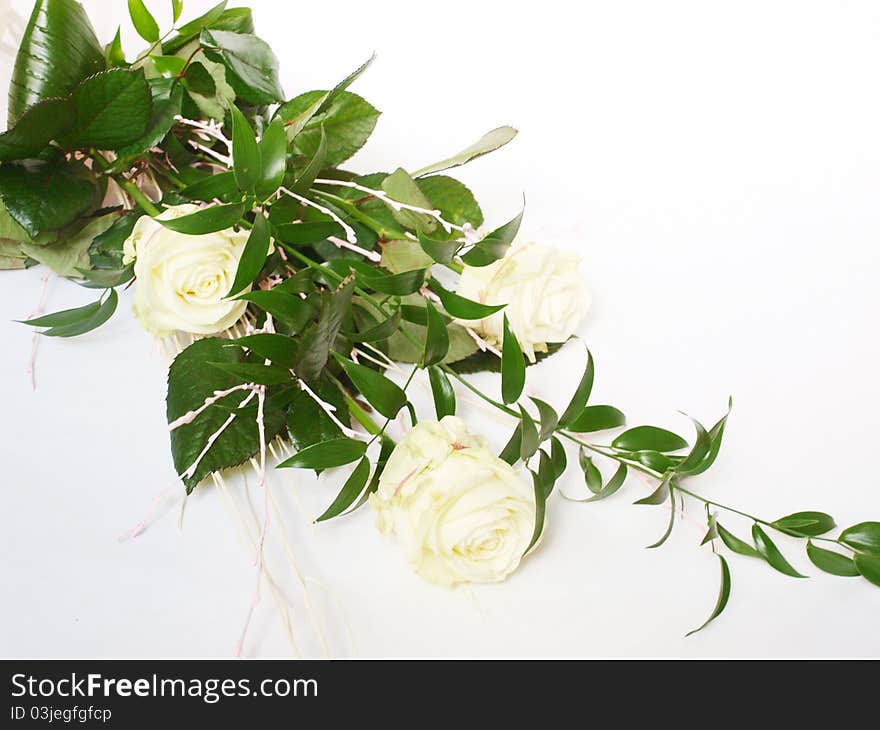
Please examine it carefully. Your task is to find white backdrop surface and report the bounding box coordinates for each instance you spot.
[1,0,879,658]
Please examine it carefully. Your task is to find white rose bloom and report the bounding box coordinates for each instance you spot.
[370,416,537,586]
[456,241,590,362]
[122,204,250,336]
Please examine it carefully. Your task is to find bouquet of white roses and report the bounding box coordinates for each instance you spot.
[2,0,877,648]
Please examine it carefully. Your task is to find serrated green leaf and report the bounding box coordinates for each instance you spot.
[686,555,730,636]
[128,0,160,42]
[293,275,355,384]
[200,29,284,105]
[565,405,626,433]
[806,541,860,577]
[316,457,371,522]
[8,0,105,125]
[417,175,483,231]
[117,77,183,158]
[412,126,518,177]
[61,69,152,150]
[0,98,71,162]
[208,360,292,386]
[163,1,228,53]
[752,524,807,578]
[501,314,525,404]
[291,126,326,195]
[380,167,437,234]
[167,338,285,491]
[0,162,97,237]
[158,203,245,234]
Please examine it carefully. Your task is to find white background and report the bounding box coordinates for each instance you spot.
[1,0,879,658]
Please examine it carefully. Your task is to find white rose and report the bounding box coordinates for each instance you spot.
[456,241,590,362]
[122,205,250,336]
[370,416,538,586]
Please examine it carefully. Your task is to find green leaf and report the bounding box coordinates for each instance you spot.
[646,492,677,549]
[565,405,626,433]
[854,553,880,587]
[151,55,186,77]
[686,555,731,636]
[231,333,299,368]
[717,523,762,559]
[520,405,540,461]
[256,118,287,200]
[418,231,461,265]
[460,208,523,267]
[179,171,238,202]
[428,365,456,419]
[772,511,836,538]
[226,214,270,297]
[294,276,354,383]
[499,423,522,465]
[292,126,327,195]
[172,0,184,22]
[417,175,483,231]
[379,239,433,273]
[674,416,712,475]
[167,337,286,491]
[200,29,284,105]
[358,268,426,296]
[752,524,807,578]
[679,399,733,477]
[274,222,341,246]
[501,314,525,404]
[208,360,292,386]
[23,288,117,338]
[559,348,594,428]
[428,279,506,320]
[701,513,719,545]
[8,0,106,125]
[627,450,682,474]
[21,213,115,277]
[412,126,518,177]
[839,522,880,555]
[346,308,400,343]
[279,90,380,166]
[236,290,311,330]
[531,398,559,442]
[128,0,160,42]
[158,203,245,234]
[806,541,860,577]
[75,265,133,289]
[107,28,126,67]
[0,98,71,162]
[88,212,137,269]
[117,77,183,157]
[316,457,371,522]
[380,168,437,234]
[285,379,348,453]
[549,436,567,480]
[525,469,548,555]
[633,477,671,506]
[230,104,260,193]
[537,449,556,499]
[422,301,449,366]
[278,438,367,470]
[0,162,97,237]
[578,448,603,494]
[164,1,227,53]
[574,463,627,503]
[612,426,688,453]
[334,354,408,419]
[61,69,153,150]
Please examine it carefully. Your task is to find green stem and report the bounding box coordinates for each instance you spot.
[120,180,162,217]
